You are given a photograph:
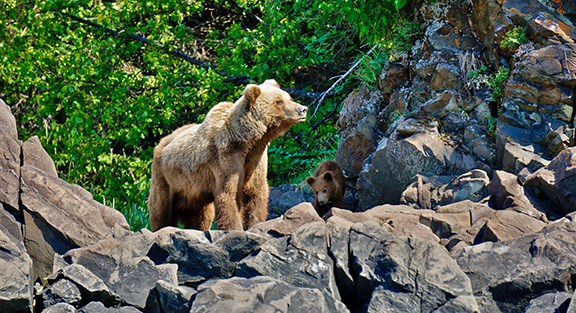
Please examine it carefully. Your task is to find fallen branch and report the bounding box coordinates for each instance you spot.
[309,43,379,120]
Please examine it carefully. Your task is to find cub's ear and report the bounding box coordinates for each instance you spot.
[262,79,281,88]
[323,172,333,181]
[243,84,261,104]
[305,176,315,186]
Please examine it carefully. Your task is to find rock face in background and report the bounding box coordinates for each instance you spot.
[2,0,576,312]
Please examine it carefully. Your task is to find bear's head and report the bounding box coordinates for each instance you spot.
[239,80,308,133]
[306,171,338,206]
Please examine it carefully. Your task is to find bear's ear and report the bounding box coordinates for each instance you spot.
[323,172,333,181]
[243,84,261,104]
[305,176,315,186]
[262,79,281,88]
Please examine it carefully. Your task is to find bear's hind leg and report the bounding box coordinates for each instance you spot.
[241,176,269,230]
[148,174,176,231]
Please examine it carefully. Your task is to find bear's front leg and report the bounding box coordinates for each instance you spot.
[242,159,269,229]
[214,159,244,230]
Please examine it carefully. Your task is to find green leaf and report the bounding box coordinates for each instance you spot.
[394,0,408,10]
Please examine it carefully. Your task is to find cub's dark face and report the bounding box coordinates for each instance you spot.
[306,171,336,206]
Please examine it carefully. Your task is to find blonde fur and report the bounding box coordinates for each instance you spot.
[148,80,308,231]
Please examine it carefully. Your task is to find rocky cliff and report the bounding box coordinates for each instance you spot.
[2,0,576,312]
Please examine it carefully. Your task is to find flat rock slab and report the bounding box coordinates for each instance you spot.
[191,276,348,313]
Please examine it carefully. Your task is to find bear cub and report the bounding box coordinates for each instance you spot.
[306,160,345,217]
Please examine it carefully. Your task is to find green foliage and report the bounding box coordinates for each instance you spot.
[1,0,413,230]
[499,27,529,50]
[486,66,511,103]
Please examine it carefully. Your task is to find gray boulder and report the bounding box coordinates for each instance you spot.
[237,221,341,302]
[0,221,33,313]
[358,127,476,209]
[191,276,348,313]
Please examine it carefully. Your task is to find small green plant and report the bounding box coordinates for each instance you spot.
[499,27,529,50]
[486,116,497,138]
[486,66,511,103]
[467,65,487,79]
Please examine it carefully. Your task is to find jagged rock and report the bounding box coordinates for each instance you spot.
[237,221,341,302]
[515,44,576,86]
[207,230,268,262]
[401,170,490,210]
[42,303,77,313]
[495,121,550,177]
[0,133,21,212]
[191,276,348,313]
[358,128,476,209]
[482,210,546,242]
[42,279,82,309]
[0,99,18,139]
[145,280,195,313]
[325,216,356,302]
[23,135,58,177]
[336,85,385,178]
[0,203,23,246]
[379,60,409,94]
[147,228,237,287]
[326,205,441,244]
[78,302,141,313]
[349,222,477,311]
[62,233,176,310]
[420,201,493,239]
[0,221,33,313]
[524,292,571,313]
[249,202,323,237]
[525,147,576,215]
[455,219,576,312]
[430,63,463,91]
[48,264,121,307]
[21,164,131,280]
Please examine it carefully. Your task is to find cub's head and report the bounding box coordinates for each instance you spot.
[306,171,338,206]
[240,79,308,131]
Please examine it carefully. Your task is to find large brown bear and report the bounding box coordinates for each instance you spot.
[148,80,308,231]
[306,160,345,217]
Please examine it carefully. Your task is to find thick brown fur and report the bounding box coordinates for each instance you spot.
[306,160,346,217]
[149,80,308,231]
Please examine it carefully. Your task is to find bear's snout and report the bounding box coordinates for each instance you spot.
[298,105,308,115]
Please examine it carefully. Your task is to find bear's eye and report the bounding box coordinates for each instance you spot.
[323,188,327,193]
[276,100,284,106]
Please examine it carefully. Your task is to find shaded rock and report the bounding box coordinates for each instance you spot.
[0,221,33,313]
[336,121,378,178]
[379,60,409,94]
[22,136,58,177]
[49,264,121,307]
[21,165,131,280]
[78,302,141,313]
[42,303,77,313]
[325,216,355,303]
[349,222,476,311]
[191,276,348,313]
[420,201,493,239]
[0,202,23,246]
[147,228,235,287]
[237,221,341,302]
[268,184,313,219]
[208,230,268,262]
[524,292,571,313]
[525,147,576,215]
[42,279,82,308]
[63,233,176,310]
[455,219,576,312]
[0,133,21,212]
[430,63,463,91]
[145,280,195,313]
[401,170,490,210]
[358,130,476,209]
[482,210,546,242]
